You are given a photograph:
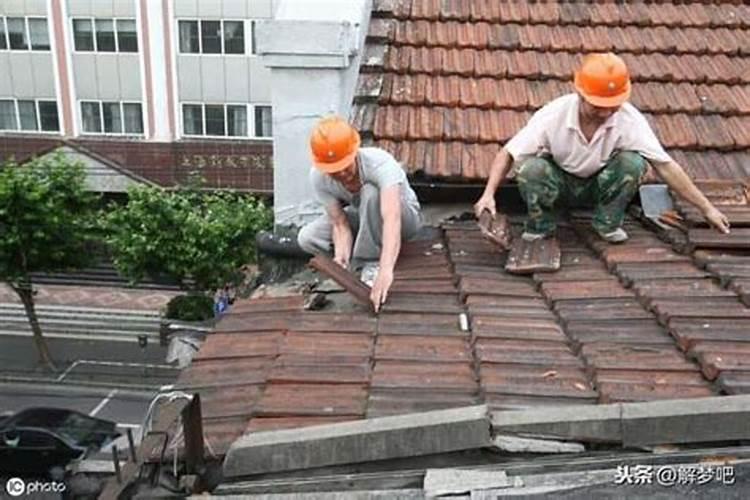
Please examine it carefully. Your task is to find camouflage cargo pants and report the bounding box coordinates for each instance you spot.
[516,151,647,235]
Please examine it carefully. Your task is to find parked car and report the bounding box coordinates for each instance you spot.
[0,408,120,477]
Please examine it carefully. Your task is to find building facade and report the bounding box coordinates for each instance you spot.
[0,0,277,193]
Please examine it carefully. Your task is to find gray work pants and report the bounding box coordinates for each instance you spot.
[297,183,423,263]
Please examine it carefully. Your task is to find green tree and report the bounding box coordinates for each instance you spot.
[0,154,100,370]
[104,186,272,318]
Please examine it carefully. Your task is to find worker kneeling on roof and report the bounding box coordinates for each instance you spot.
[298,116,423,312]
[474,52,730,243]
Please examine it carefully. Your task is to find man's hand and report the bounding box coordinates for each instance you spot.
[474,194,496,219]
[329,204,353,268]
[370,267,394,313]
[333,248,351,269]
[703,205,731,234]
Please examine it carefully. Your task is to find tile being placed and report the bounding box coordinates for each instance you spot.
[309,255,373,309]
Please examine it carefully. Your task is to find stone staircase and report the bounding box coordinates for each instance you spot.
[30,263,181,290]
[0,303,162,341]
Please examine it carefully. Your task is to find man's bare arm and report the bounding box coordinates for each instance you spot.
[327,202,354,267]
[652,160,730,233]
[370,186,401,312]
[474,148,514,218]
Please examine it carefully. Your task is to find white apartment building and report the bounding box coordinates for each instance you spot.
[0,0,278,193]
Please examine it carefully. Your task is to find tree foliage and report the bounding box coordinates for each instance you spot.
[103,187,272,295]
[0,153,100,369]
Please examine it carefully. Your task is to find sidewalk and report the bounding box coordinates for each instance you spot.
[0,283,178,311]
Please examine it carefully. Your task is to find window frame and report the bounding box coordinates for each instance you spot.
[180,102,272,140]
[176,19,248,56]
[78,100,144,136]
[0,16,51,52]
[27,16,50,51]
[0,98,60,134]
[71,17,139,53]
[252,104,273,139]
[0,17,7,51]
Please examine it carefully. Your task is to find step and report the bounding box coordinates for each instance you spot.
[0,323,160,336]
[0,304,161,317]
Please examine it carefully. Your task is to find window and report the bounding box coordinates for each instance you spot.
[38,101,59,131]
[95,19,116,52]
[0,18,6,50]
[178,20,245,54]
[81,101,143,134]
[116,19,137,52]
[201,21,221,54]
[0,99,59,132]
[73,17,137,52]
[223,21,244,54]
[73,19,94,51]
[254,106,272,137]
[81,102,101,133]
[0,17,50,51]
[102,102,121,133]
[178,20,199,53]
[204,105,225,135]
[18,100,37,130]
[28,18,49,50]
[0,100,17,130]
[182,104,270,138]
[122,103,143,134]
[227,105,246,136]
[182,104,203,135]
[7,17,28,50]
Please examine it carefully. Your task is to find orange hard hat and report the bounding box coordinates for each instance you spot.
[574,53,631,108]
[309,116,361,173]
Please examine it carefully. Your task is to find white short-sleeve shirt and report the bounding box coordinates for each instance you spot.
[505,93,673,178]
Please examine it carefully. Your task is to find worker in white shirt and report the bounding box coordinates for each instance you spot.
[474,52,730,243]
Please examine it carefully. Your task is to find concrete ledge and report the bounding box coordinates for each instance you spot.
[492,395,750,447]
[622,395,750,447]
[223,405,491,477]
[491,404,622,443]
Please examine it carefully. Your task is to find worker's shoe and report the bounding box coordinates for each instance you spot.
[521,231,548,242]
[360,262,380,287]
[598,227,629,244]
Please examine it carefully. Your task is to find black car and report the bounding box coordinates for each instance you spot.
[0,408,120,477]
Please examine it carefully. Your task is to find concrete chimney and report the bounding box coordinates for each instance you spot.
[256,0,372,228]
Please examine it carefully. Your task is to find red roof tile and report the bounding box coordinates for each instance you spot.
[357,1,750,181]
